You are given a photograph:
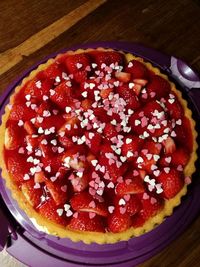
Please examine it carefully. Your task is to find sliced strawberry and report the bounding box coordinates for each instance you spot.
[68,212,105,232]
[70,192,108,216]
[108,210,132,233]
[133,79,148,87]
[121,135,144,160]
[125,195,142,216]
[45,180,68,205]
[89,51,124,68]
[58,135,73,149]
[34,171,47,183]
[93,107,110,123]
[156,169,184,199]
[100,88,113,99]
[81,99,93,111]
[26,135,42,149]
[5,123,25,150]
[145,75,171,100]
[38,198,67,225]
[24,79,52,101]
[70,173,90,193]
[73,70,88,83]
[9,104,35,121]
[165,95,183,119]
[115,71,131,83]
[117,84,140,110]
[35,115,65,131]
[24,121,36,134]
[44,62,62,81]
[103,124,118,140]
[132,195,163,226]
[115,175,145,195]
[65,53,91,73]
[21,180,43,207]
[50,81,72,109]
[160,148,189,168]
[85,131,102,154]
[125,60,148,79]
[7,154,32,183]
[163,137,176,154]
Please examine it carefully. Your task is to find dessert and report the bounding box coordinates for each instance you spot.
[0,48,197,244]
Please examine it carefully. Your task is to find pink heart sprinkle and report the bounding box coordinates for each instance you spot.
[139,111,144,117]
[165,157,171,164]
[142,93,148,99]
[150,92,156,98]
[89,212,96,219]
[155,143,162,150]
[133,170,139,176]
[73,212,78,218]
[61,185,67,192]
[125,179,132,185]
[150,197,157,205]
[185,176,192,185]
[120,207,126,214]
[89,187,96,196]
[141,149,148,155]
[177,165,183,171]
[89,201,96,208]
[117,176,123,183]
[89,180,95,187]
[143,192,150,200]
[141,117,148,128]
[104,172,110,180]
[124,194,131,201]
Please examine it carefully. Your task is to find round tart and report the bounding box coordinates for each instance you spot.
[0,48,197,244]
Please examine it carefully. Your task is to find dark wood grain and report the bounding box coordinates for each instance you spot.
[0,0,200,266]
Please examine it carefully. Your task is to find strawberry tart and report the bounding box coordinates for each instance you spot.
[0,48,197,244]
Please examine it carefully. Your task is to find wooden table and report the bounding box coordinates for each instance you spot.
[0,0,200,266]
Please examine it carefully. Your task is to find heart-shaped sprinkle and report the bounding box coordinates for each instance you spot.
[18,120,24,126]
[153,170,160,177]
[66,210,73,217]
[108,206,115,213]
[120,207,126,214]
[58,147,64,153]
[50,176,57,182]
[143,192,150,200]
[117,176,123,183]
[125,179,132,185]
[107,181,114,188]
[124,194,131,201]
[73,212,78,218]
[177,165,183,171]
[127,151,134,158]
[164,167,170,174]
[76,63,82,69]
[64,204,70,211]
[23,174,30,180]
[165,157,171,163]
[57,209,63,216]
[133,170,139,176]
[18,147,25,154]
[150,92,156,98]
[61,185,67,192]
[120,156,127,162]
[126,138,132,144]
[89,212,96,219]
[119,198,126,206]
[146,154,152,160]
[89,201,96,208]
[185,176,192,185]
[150,197,157,204]
[34,183,41,189]
[82,91,88,98]
[65,106,72,113]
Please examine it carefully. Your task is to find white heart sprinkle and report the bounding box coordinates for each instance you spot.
[107,182,115,189]
[57,209,63,217]
[119,198,126,206]
[64,204,70,211]
[45,166,51,173]
[23,174,30,180]
[58,147,64,153]
[126,138,132,144]
[18,120,24,126]
[108,206,115,213]
[65,107,72,113]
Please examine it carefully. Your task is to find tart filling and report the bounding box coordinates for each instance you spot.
[0,48,197,244]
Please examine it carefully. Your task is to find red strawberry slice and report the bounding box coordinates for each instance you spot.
[132,195,163,227]
[145,75,171,100]
[156,169,184,199]
[89,51,124,67]
[93,107,111,123]
[39,198,67,226]
[34,171,47,183]
[21,180,43,207]
[125,60,148,79]
[35,115,65,131]
[5,123,25,150]
[68,212,105,232]
[45,180,68,205]
[160,148,189,168]
[165,95,183,119]
[44,63,62,81]
[117,84,140,110]
[7,154,32,183]
[121,135,144,160]
[85,132,102,154]
[115,175,145,195]
[65,53,91,73]
[24,79,52,101]
[103,124,118,140]
[70,192,108,216]
[9,104,35,121]
[50,81,73,109]
[24,121,37,134]
[58,135,73,149]
[163,137,176,154]
[125,195,142,216]
[108,210,132,233]
[73,70,88,83]
[115,72,131,83]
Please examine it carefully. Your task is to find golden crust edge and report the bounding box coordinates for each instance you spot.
[0,48,198,244]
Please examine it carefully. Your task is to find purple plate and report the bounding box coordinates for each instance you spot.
[0,42,200,267]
